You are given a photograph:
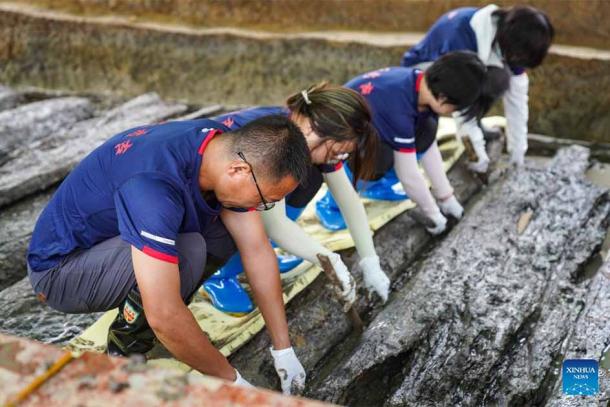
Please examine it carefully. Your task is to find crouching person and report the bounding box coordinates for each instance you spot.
[26,115,311,393]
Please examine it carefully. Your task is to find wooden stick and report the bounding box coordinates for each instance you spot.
[461,136,490,184]
[6,351,75,406]
[461,136,479,163]
[317,254,364,334]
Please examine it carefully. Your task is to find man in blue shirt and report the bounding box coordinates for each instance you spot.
[27,115,311,391]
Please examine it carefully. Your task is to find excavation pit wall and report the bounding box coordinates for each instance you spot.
[0,2,609,144]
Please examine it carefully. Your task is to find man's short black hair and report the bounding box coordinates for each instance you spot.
[494,6,554,69]
[229,114,310,185]
[426,51,510,121]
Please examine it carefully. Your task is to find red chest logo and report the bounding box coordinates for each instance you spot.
[222,117,235,128]
[114,140,133,155]
[127,128,148,137]
[359,82,374,96]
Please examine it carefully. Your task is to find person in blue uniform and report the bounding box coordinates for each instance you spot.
[402,4,554,173]
[203,82,392,315]
[27,116,311,392]
[316,52,509,233]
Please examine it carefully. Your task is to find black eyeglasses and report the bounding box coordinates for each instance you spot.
[238,152,275,211]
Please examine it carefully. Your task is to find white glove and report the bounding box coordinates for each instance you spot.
[359,255,390,303]
[438,195,464,219]
[270,347,306,395]
[468,157,490,174]
[426,211,447,235]
[327,252,356,307]
[465,135,490,174]
[233,369,254,388]
[510,150,525,167]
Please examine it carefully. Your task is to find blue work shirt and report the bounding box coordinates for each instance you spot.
[345,67,436,152]
[28,119,230,271]
[402,7,524,75]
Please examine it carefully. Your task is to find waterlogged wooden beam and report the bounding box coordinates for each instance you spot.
[229,138,504,391]
[306,147,610,405]
[0,277,102,344]
[0,93,187,207]
[0,192,51,291]
[0,97,93,166]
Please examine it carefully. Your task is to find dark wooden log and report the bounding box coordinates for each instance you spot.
[229,138,505,390]
[0,277,101,344]
[0,97,93,166]
[0,93,187,207]
[0,192,51,291]
[305,146,609,406]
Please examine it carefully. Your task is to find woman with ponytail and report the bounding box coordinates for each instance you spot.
[401,4,554,173]
[202,83,390,315]
[317,51,509,235]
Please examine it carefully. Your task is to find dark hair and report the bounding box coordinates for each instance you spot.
[286,82,378,185]
[229,114,311,185]
[426,51,510,121]
[494,6,554,69]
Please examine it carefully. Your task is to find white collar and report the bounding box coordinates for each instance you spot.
[469,4,504,68]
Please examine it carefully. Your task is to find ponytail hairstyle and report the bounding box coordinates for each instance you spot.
[425,51,510,121]
[286,82,378,184]
[493,6,554,69]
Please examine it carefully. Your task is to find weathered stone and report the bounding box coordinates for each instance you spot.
[0,93,187,207]
[0,96,93,166]
[0,333,329,406]
[0,192,51,291]
[302,146,609,406]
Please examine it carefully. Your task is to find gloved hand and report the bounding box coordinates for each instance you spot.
[327,252,356,307]
[426,211,447,235]
[359,255,390,303]
[438,195,464,219]
[510,150,525,167]
[466,136,490,174]
[270,347,306,395]
[467,155,490,173]
[233,369,254,388]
